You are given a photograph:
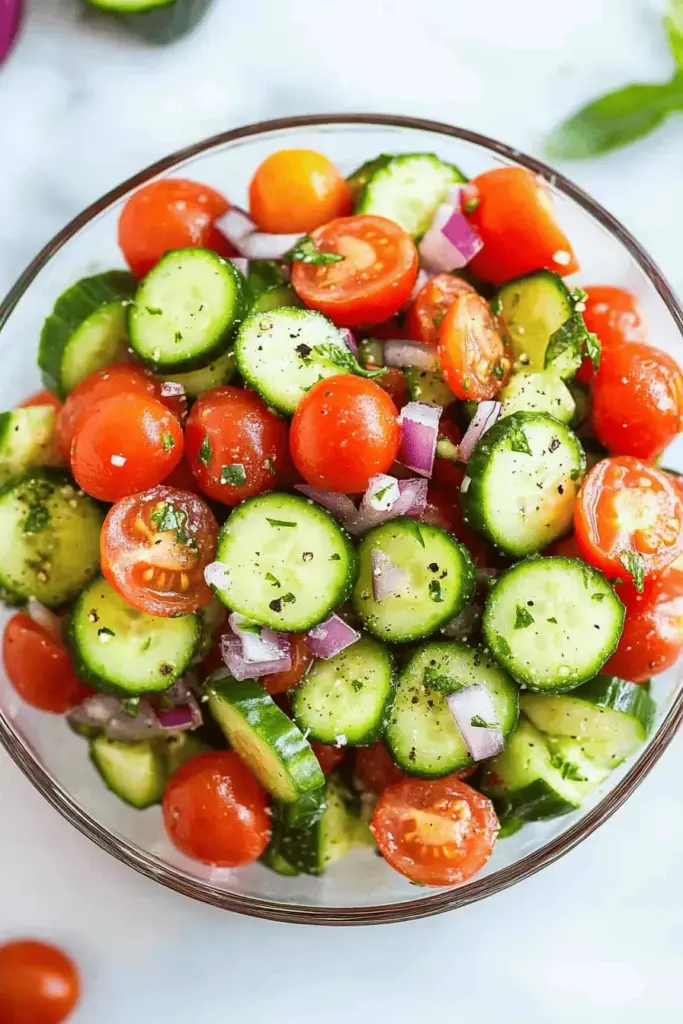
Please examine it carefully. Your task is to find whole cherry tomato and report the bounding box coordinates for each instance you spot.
[249,149,351,234]
[311,741,347,775]
[355,742,406,794]
[3,614,91,714]
[0,938,80,1024]
[576,285,645,385]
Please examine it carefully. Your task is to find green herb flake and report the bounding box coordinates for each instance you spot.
[351,679,364,693]
[424,667,462,692]
[550,752,587,782]
[265,572,281,587]
[620,550,646,593]
[497,636,512,658]
[429,579,444,603]
[162,433,175,452]
[23,505,50,534]
[507,422,532,456]
[329,553,341,561]
[150,502,197,550]
[592,592,606,602]
[284,235,345,265]
[141,637,152,652]
[281,592,296,605]
[197,433,212,469]
[492,363,505,379]
[514,605,534,629]
[471,714,497,728]
[220,463,247,486]
[174,330,183,343]
[547,616,558,624]
[121,696,140,717]
[463,196,481,214]
[266,518,297,528]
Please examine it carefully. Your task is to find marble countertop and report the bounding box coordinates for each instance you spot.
[1,1,683,1020]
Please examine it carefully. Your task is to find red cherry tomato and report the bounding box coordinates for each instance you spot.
[466,167,579,286]
[249,149,351,234]
[118,178,233,279]
[162,455,204,496]
[100,486,218,616]
[184,386,290,506]
[375,367,409,410]
[419,485,490,567]
[438,293,510,401]
[261,634,313,696]
[71,393,183,502]
[546,533,583,559]
[0,938,80,1024]
[575,457,683,584]
[590,342,683,460]
[163,750,270,867]
[18,389,62,412]
[405,273,476,345]
[291,215,419,328]
[3,614,90,714]
[576,285,645,385]
[311,741,346,775]
[290,375,400,493]
[355,742,406,794]
[371,775,499,886]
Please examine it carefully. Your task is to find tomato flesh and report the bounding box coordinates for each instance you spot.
[438,293,509,401]
[3,614,90,714]
[311,741,347,775]
[261,634,313,695]
[0,939,80,1024]
[249,149,351,234]
[405,273,476,345]
[355,742,406,794]
[576,285,645,385]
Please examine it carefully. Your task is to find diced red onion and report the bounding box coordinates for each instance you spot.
[345,476,428,535]
[476,567,499,587]
[397,402,442,477]
[305,613,360,659]
[229,612,291,667]
[0,0,22,64]
[68,695,164,742]
[26,597,62,640]
[371,549,410,600]
[384,340,439,371]
[216,207,255,245]
[216,208,301,260]
[409,268,431,303]
[229,257,249,277]
[440,603,482,640]
[155,702,201,732]
[159,381,185,398]
[221,630,291,680]
[458,401,502,462]
[204,561,232,591]
[419,202,484,272]
[294,485,358,521]
[446,684,504,761]
[340,328,358,356]
[361,474,400,513]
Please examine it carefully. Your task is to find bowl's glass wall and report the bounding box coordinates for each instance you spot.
[1,118,682,923]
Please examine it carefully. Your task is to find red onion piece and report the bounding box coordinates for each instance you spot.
[397,402,442,477]
[360,474,400,513]
[229,257,249,277]
[383,339,439,371]
[458,401,502,462]
[305,613,360,659]
[294,485,358,521]
[409,268,431,302]
[419,202,483,272]
[0,0,22,64]
[68,693,202,742]
[204,561,231,591]
[238,232,303,261]
[221,631,291,680]
[156,703,200,732]
[229,612,292,667]
[159,381,185,398]
[26,597,62,640]
[371,548,410,600]
[446,684,504,761]
[216,207,255,246]
[346,476,428,535]
[398,477,429,516]
[340,328,358,356]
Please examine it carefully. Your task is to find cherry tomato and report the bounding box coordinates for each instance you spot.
[185,386,290,506]
[291,215,419,328]
[405,273,476,345]
[419,485,490,567]
[590,342,683,460]
[371,775,499,886]
[163,750,270,867]
[311,741,346,775]
[261,634,313,696]
[576,285,645,385]
[438,293,510,401]
[575,457,683,584]
[71,393,183,502]
[355,742,406,794]
[249,149,351,234]
[101,486,218,616]
[3,614,90,714]
[466,167,579,286]
[0,939,80,1024]
[376,367,409,410]
[162,455,203,496]
[18,389,62,412]
[546,533,583,559]
[290,375,400,493]
[118,178,233,279]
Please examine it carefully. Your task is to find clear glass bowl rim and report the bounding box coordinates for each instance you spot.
[1,112,682,926]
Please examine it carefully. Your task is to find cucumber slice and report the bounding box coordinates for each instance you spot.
[85,0,174,9]
[521,675,655,768]
[355,153,466,237]
[247,260,304,314]
[386,640,519,777]
[494,270,574,374]
[461,411,585,557]
[207,672,324,802]
[291,636,394,746]
[546,737,611,792]
[90,0,214,45]
[211,492,357,632]
[128,249,247,372]
[0,406,58,484]
[483,557,625,692]
[404,369,455,408]
[353,517,475,643]
[0,470,103,608]
[38,271,136,398]
[155,346,235,399]
[347,154,393,204]
[163,732,210,775]
[90,736,167,810]
[70,577,200,695]
[499,371,575,425]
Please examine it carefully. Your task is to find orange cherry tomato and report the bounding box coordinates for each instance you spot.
[118,178,233,279]
[18,389,62,412]
[405,273,476,345]
[3,614,90,714]
[290,375,401,493]
[163,750,270,867]
[261,634,313,695]
[355,742,406,794]
[291,215,419,328]
[249,149,351,234]
[71,392,183,502]
[100,486,218,616]
[184,386,290,506]
[438,293,510,401]
[311,741,346,775]
[371,775,499,886]
[0,938,80,1024]
[576,285,645,385]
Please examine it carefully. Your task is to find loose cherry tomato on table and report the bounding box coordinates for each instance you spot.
[185,386,290,506]
[118,178,233,279]
[0,938,80,1024]
[371,775,499,886]
[260,634,313,696]
[71,392,183,502]
[438,293,510,401]
[574,457,683,585]
[405,273,476,345]
[465,167,579,286]
[249,149,351,234]
[163,750,270,867]
[18,389,62,413]
[576,285,645,385]
[355,742,406,794]
[311,741,346,775]
[290,375,401,493]
[291,215,419,328]
[590,342,683,460]
[3,614,91,714]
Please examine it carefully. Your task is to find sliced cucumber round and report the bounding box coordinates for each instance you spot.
[155,346,235,398]
[355,153,466,238]
[494,270,574,374]
[90,736,167,810]
[499,370,575,424]
[404,369,455,408]
[0,406,59,485]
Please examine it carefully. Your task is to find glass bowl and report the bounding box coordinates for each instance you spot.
[1,115,682,926]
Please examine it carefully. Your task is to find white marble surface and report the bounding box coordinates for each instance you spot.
[1,0,683,1020]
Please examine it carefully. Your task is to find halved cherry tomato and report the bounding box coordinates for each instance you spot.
[419,485,490,567]
[311,741,346,775]
[163,750,270,867]
[261,634,313,696]
[71,392,183,502]
[184,386,290,506]
[590,342,683,460]
[118,179,233,279]
[3,614,90,713]
[574,457,683,584]
[249,149,351,234]
[438,293,510,401]
[291,215,419,328]
[355,742,406,794]
[465,167,579,286]
[0,938,80,1024]
[405,273,476,345]
[290,375,400,493]
[100,486,218,616]
[576,285,645,385]
[18,389,62,412]
[371,775,499,886]
[376,367,409,410]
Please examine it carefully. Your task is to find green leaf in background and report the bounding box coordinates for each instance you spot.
[665,0,683,69]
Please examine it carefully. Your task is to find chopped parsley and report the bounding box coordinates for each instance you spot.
[162,433,175,452]
[23,505,50,534]
[264,457,276,476]
[462,195,481,214]
[121,696,140,717]
[470,714,497,728]
[428,579,444,603]
[620,550,645,593]
[351,679,364,693]
[284,235,345,265]
[265,572,281,587]
[424,667,461,691]
[592,592,606,602]
[281,592,296,605]
[550,753,587,782]
[266,518,297,528]
[507,422,532,456]
[197,433,212,469]
[514,605,534,629]
[220,463,247,486]
[150,502,197,550]
[145,306,163,315]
